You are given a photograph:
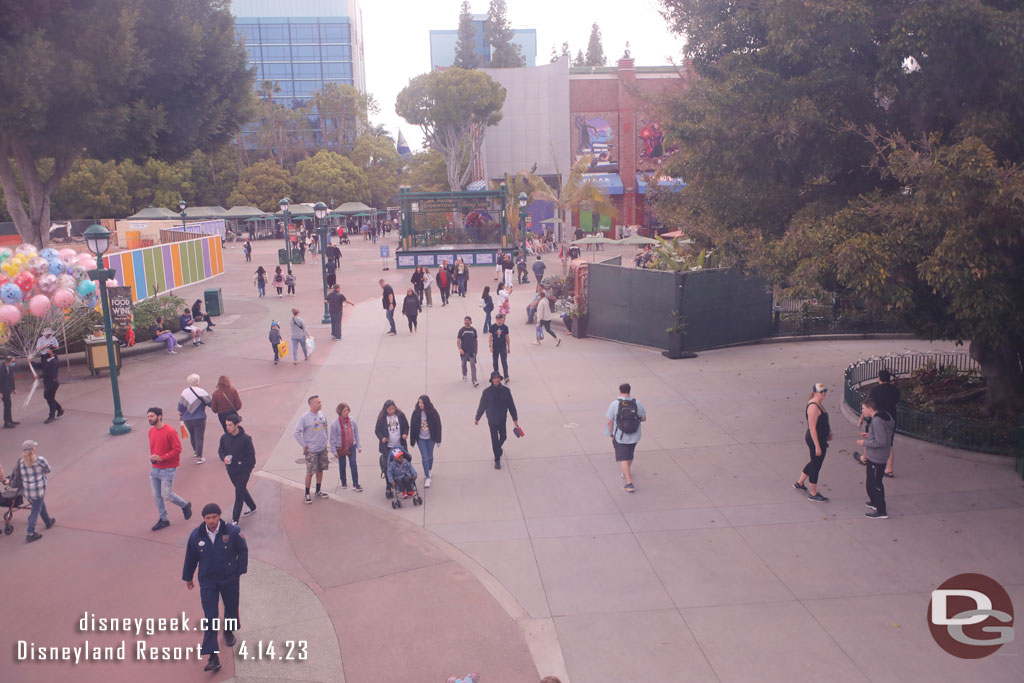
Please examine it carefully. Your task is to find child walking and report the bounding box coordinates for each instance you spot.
[273,266,285,297]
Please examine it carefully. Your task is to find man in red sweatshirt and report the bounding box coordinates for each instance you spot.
[148,406,192,531]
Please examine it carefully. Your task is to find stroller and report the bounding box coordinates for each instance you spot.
[339,234,350,245]
[2,483,27,536]
[380,447,422,508]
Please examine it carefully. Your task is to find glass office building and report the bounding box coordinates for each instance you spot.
[430,17,537,70]
[231,0,366,103]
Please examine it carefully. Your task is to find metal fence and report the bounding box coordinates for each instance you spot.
[773,297,907,336]
[844,353,1021,457]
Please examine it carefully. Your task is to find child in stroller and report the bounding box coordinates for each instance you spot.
[383,447,421,508]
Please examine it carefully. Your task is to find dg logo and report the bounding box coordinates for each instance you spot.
[928,573,1014,659]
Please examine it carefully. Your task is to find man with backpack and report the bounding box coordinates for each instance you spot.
[605,383,646,492]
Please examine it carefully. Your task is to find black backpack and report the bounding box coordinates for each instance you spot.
[616,398,641,435]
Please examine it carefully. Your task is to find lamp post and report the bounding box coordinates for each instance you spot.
[84,224,131,436]
[518,191,529,283]
[314,201,331,324]
[178,200,187,231]
[280,197,293,276]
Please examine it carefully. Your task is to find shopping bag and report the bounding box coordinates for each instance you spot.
[278,340,289,357]
[305,336,316,356]
[180,423,189,439]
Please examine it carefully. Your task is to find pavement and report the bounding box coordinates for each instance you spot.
[1,234,1022,683]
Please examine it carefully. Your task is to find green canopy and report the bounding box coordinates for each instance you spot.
[332,201,373,216]
[126,206,179,220]
[571,235,618,245]
[222,206,267,219]
[619,234,658,246]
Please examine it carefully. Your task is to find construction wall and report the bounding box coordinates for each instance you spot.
[102,235,224,302]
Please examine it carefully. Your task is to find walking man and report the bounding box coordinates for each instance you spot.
[535,293,561,346]
[861,369,900,477]
[325,284,354,340]
[437,261,452,306]
[475,371,520,469]
[606,383,646,492]
[294,395,330,504]
[148,407,193,530]
[489,313,511,383]
[325,257,338,289]
[380,279,397,336]
[182,502,248,672]
[41,345,63,423]
[856,398,895,519]
[17,440,55,542]
[532,255,546,284]
[1,355,17,428]
[457,316,480,386]
[177,374,212,464]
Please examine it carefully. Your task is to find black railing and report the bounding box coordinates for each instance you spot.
[773,298,907,336]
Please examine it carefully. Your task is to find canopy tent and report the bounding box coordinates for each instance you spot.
[659,229,687,238]
[182,206,227,220]
[275,204,314,217]
[221,206,267,219]
[571,235,618,245]
[126,206,179,220]
[619,234,659,246]
[332,201,373,216]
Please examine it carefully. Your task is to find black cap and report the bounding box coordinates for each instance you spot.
[490,371,502,381]
[201,503,221,517]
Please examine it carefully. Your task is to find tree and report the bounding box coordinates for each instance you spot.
[485,0,525,67]
[550,44,559,64]
[291,150,369,205]
[190,146,240,208]
[657,0,1024,412]
[396,69,506,191]
[585,23,606,66]
[0,0,254,246]
[350,134,402,208]
[454,1,480,69]
[573,50,586,67]
[51,159,131,219]
[405,150,449,193]
[522,154,617,241]
[227,160,293,212]
[311,83,377,154]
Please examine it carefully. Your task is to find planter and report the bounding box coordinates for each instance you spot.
[562,316,573,334]
[572,313,589,339]
[662,332,697,359]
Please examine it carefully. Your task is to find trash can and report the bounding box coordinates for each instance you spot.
[291,250,304,265]
[278,248,290,265]
[204,288,223,317]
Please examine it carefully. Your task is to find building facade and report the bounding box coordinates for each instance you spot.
[429,16,537,70]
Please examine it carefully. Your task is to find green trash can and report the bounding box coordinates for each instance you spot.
[291,250,304,265]
[204,288,223,317]
[278,248,290,265]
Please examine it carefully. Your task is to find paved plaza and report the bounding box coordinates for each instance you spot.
[2,236,1022,682]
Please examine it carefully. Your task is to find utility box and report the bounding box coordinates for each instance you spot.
[85,336,122,376]
[204,288,223,317]
[278,248,290,265]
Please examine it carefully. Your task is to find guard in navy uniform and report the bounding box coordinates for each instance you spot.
[182,503,248,672]
[41,346,63,424]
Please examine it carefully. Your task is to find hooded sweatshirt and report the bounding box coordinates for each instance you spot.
[219,426,256,472]
[862,410,895,464]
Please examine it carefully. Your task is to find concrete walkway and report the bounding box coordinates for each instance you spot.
[1,235,1021,682]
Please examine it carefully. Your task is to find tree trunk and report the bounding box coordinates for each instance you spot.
[0,135,79,247]
[970,337,1023,418]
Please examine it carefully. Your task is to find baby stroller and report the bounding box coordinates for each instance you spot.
[380,447,422,508]
[2,483,27,536]
[339,234,350,245]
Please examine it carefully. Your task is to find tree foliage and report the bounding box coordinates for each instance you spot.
[485,0,525,67]
[454,1,480,69]
[291,150,369,206]
[405,150,449,193]
[395,69,506,191]
[227,160,292,212]
[573,50,585,67]
[585,23,607,67]
[522,155,617,240]
[350,134,402,208]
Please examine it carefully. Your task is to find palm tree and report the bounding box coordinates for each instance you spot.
[258,80,281,103]
[522,154,617,242]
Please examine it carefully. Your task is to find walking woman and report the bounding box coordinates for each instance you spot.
[254,265,267,297]
[411,266,425,305]
[455,258,469,297]
[219,413,256,524]
[177,374,212,464]
[290,308,309,363]
[422,267,433,307]
[211,375,242,433]
[481,285,494,334]
[534,293,561,346]
[374,400,409,497]
[329,402,363,491]
[794,383,833,502]
[17,440,55,543]
[402,288,421,333]
[495,281,511,319]
[273,266,285,297]
[409,395,442,488]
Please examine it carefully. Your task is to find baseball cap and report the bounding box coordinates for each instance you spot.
[22,440,38,452]
[812,383,827,393]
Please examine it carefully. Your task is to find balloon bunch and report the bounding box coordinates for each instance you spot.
[0,243,103,327]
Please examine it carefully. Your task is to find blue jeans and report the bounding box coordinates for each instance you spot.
[26,496,52,535]
[483,311,492,332]
[292,336,308,360]
[526,303,536,324]
[385,308,396,333]
[338,452,359,486]
[150,467,188,521]
[417,439,436,477]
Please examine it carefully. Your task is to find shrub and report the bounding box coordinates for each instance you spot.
[133,294,187,341]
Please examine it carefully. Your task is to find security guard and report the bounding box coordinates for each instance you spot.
[182,503,248,672]
[41,345,63,424]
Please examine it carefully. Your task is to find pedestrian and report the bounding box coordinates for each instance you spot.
[152,316,180,354]
[855,398,894,520]
[182,502,248,673]
[294,395,330,504]
[457,316,480,386]
[269,321,282,365]
[179,307,203,347]
[298,236,306,262]
[191,299,216,329]
[272,266,284,297]
[494,250,503,281]
[502,253,515,289]
[480,286,494,333]
[285,271,296,296]
[489,312,511,383]
[1,355,18,428]
[535,293,560,346]
[605,383,646,492]
[412,266,425,304]
[243,239,252,262]
[374,400,409,496]
[40,345,63,424]
[455,258,469,297]
[380,279,397,336]
[325,257,337,289]
[423,267,434,307]
[526,283,543,324]
[794,383,833,502]
[516,252,528,284]
[147,406,193,531]
[211,375,243,432]
[219,413,257,523]
[254,266,267,297]
[474,371,520,469]
[532,254,546,284]
[290,308,310,363]
[178,374,212,464]
[409,395,442,487]
[860,369,899,477]
[15,440,55,542]
[325,284,353,340]
[495,281,511,318]
[437,262,452,306]
[329,402,362,492]
[386,448,418,499]
[402,288,421,333]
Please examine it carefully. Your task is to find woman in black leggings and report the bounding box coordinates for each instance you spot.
[219,413,256,524]
[794,383,832,502]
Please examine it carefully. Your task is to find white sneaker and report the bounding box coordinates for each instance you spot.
[425,477,431,488]
[242,507,256,517]
[461,376,467,382]
[532,341,541,345]
[196,457,205,464]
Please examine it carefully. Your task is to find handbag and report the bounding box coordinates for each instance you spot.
[305,336,316,356]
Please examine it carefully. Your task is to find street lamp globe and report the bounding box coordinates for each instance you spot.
[517,192,528,209]
[313,201,328,220]
[178,200,187,213]
[84,223,111,258]
[279,197,291,211]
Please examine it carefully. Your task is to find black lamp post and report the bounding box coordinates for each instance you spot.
[280,197,293,275]
[314,201,331,324]
[178,200,187,230]
[518,191,529,283]
[84,224,131,436]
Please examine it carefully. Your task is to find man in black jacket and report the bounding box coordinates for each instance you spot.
[219,414,257,524]
[41,346,63,424]
[474,371,521,469]
[1,356,17,428]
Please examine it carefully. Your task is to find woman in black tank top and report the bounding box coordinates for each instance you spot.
[794,383,833,502]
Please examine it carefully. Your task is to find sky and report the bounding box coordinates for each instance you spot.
[360,0,687,153]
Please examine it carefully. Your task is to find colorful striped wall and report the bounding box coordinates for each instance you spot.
[102,235,224,302]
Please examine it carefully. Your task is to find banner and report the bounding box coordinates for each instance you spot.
[107,287,134,326]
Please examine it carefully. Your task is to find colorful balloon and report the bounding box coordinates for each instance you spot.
[47,258,65,275]
[14,243,37,257]
[28,294,51,317]
[58,248,77,260]
[13,271,35,294]
[36,273,58,295]
[0,303,20,324]
[106,279,118,288]
[0,283,22,304]
[39,248,59,260]
[0,247,11,262]
[57,274,75,290]
[0,321,8,344]
[28,257,49,278]
[53,289,75,308]
[77,280,98,297]
[69,265,89,284]
[1,261,19,277]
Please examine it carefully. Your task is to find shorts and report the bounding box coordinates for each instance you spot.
[613,440,637,462]
[305,449,329,475]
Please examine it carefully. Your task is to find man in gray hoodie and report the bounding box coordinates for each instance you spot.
[856,398,895,519]
[294,395,329,504]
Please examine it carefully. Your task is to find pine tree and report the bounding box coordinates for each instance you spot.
[573,49,585,67]
[453,0,479,69]
[485,0,525,67]
[561,42,571,59]
[550,44,558,63]
[585,23,606,66]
